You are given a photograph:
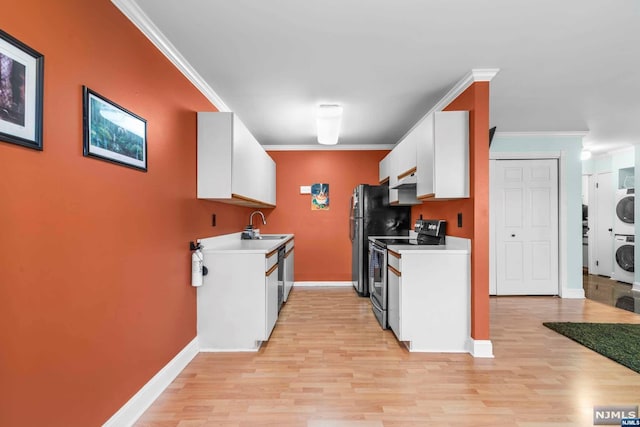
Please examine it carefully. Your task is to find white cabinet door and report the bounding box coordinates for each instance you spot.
[387,149,400,204]
[197,112,233,199]
[387,250,401,339]
[394,132,417,179]
[387,265,401,339]
[416,111,469,200]
[379,153,391,184]
[265,262,278,340]
[231,116,260,202]
[415,114,435,198]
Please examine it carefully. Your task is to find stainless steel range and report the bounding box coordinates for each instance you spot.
[368,219,446,329]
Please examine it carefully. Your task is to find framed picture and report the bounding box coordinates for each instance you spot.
[82,86,147,171]
[0,29,44,150]
[311,183,329,210]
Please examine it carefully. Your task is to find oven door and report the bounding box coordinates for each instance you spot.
[369,241,388,328]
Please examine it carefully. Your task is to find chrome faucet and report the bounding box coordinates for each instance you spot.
[249,210,266,227]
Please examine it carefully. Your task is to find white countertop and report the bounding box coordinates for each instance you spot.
[368,235,470,254]
[198,232,294,254]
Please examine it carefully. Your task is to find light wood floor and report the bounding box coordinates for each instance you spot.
[135,287,640,427]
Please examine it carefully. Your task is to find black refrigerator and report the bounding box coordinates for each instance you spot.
[350,184,411,296]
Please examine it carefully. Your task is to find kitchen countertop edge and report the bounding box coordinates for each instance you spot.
[369,235,471,254]
[198,232,294,254]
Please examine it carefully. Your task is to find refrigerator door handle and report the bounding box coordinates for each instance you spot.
[349,195,354,240]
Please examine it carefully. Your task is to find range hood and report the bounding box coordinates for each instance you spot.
[391,172,417,189]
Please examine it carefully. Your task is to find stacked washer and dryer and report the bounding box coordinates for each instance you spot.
[613,188,635,284]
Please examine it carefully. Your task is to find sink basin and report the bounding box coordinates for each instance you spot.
[259,235,286,240]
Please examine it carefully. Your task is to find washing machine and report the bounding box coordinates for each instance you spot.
[613,234,634,284]
[614,188,635,235]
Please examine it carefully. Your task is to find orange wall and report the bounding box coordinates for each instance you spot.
[411,82,491,340]
[264,150,387,281]
[0,1,251,426]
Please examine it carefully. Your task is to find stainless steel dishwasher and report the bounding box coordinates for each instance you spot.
[277,245,285,312]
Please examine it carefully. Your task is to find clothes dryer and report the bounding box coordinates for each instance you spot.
[613,234,634,284]
[614,188,634,236]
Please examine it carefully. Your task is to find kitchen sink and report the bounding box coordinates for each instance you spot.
[259,235,286,240]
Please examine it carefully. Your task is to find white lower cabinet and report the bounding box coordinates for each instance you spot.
[284,239,295,301]
[264,250,279,340]
[198,248,280,351]
[387,250,401,337]
[387,243,470,352]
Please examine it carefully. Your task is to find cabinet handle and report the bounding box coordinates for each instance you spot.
[511,234,516,237]
[266,263,278,276]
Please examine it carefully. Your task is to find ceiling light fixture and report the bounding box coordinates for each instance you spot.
[580,149,592,161]
[317,104,343,145]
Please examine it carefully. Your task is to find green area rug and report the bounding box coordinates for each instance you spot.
[542,322,640,374]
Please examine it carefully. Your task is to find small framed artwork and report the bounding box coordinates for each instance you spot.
[82,86,147,171]
[0,29,44,150]
[311,183,329,210]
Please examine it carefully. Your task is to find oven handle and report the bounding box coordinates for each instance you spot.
[370,243,386,256]
[370,293,384,312]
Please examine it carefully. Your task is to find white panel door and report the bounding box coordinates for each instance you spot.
[492,159,559,295]
[589,172,614,276]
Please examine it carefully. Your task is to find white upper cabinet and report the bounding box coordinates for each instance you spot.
[197,112,276,208]
[379,152,391,184]
[394,128,418,179]
[416,111,469,200]
[382,122,420,206]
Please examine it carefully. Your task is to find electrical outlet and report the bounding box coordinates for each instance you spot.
[457,212,463,227]
[212,214,216,226]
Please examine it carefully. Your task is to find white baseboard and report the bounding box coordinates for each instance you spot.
[467,339,494,358]
[103,337,199,427]
[561,288,585,299]
[294,281,352,287]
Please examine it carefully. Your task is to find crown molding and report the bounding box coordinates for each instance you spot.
[430,68,500,118]
[111,0,229,112]
[263,144,394,151]
[394,68,500,147]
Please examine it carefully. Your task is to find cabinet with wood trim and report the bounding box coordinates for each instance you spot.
[197,112,276,208]
[197,243,282,351]
[385,239,471,352]
[416,111,469,200]
[385,137,420,205]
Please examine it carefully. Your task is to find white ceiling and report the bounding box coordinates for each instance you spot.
[118,0,640,154]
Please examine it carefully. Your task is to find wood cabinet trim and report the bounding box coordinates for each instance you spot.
[231,193,276,208]
[388,265,401,276]
[266,248,278,258]
[285,247,294,257]
[397,166,417,181]
[388,249,401,259]
[266,263,278,276]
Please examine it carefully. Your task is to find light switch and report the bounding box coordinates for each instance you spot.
[300,186,311,194]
